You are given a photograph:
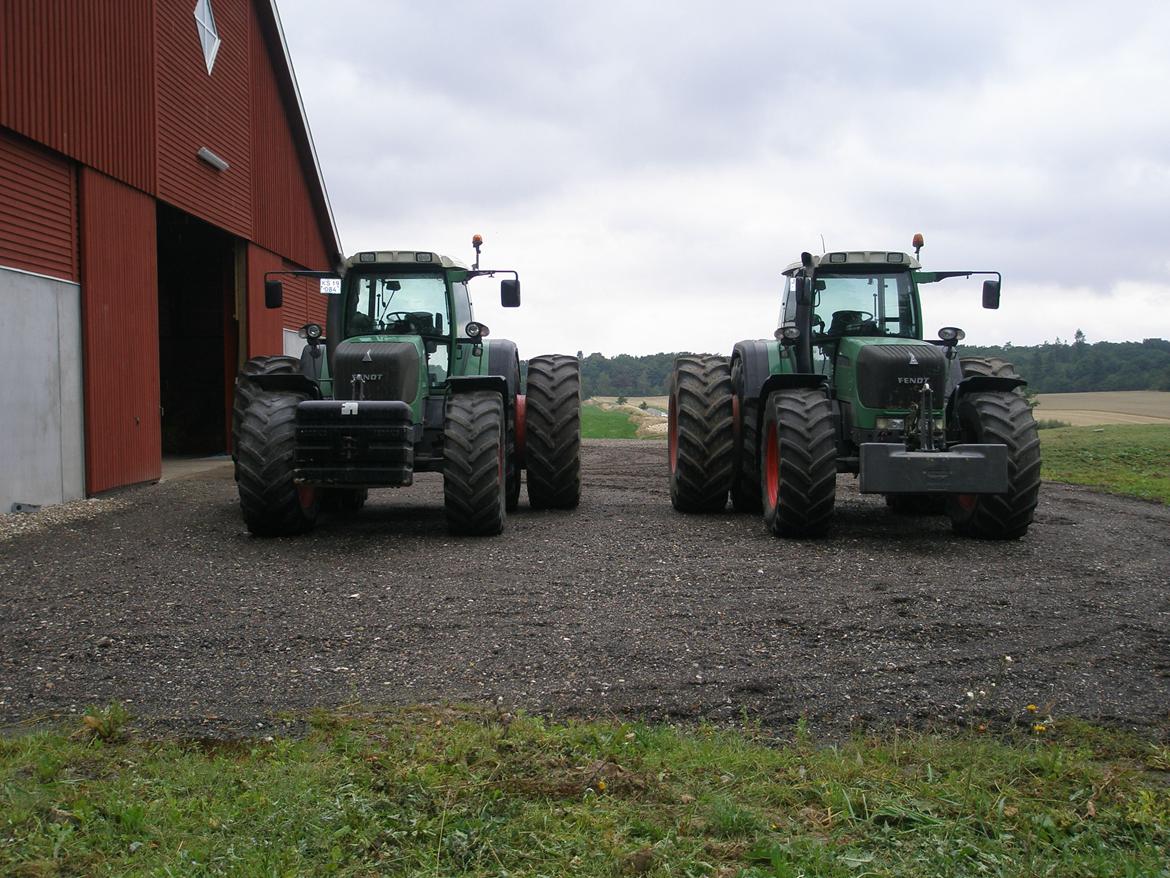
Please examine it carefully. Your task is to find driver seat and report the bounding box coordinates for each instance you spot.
[827,310,878,336]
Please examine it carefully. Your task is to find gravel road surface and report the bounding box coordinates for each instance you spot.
[2,440,1168,738]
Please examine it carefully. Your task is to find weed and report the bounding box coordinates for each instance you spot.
[75,702,129,743]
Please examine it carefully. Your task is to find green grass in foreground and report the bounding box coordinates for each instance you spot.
[1040,423,1170,504]
[581,402,641,439]
[3,706,1168,877]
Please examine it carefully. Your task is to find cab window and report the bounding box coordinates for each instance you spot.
[812,271,918,339]
[346,273,450,338]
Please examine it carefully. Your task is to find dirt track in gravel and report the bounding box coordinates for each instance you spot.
[2,439,1168,739]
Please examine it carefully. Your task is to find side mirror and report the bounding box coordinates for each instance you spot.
[501,278,521,307]
[982,279,1001,310]
[264,280,283,309]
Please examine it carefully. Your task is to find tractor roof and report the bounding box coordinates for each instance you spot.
[342,250,469,271]
[782,250,921,275]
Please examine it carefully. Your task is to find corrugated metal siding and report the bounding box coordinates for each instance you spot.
[80,168,160,493]
[249,5,331,270]
[278,265,327,330]
[156,0,253,237]
[246,243,285,356]
[0,128,78,280]
[0,0,155,192]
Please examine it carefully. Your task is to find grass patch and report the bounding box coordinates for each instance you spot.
[2,706,1167,876]
[1041,423,1170,504]
[581,402,640,439]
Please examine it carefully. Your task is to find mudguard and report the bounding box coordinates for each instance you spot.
[759,372,830,399]
[245,372,322,399]
[732,340,774,401]
[447,375,508,399]
[485,338,520,407]
[946,375,1028,422]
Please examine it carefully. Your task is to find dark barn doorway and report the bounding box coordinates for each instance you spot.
[156,205,239,455]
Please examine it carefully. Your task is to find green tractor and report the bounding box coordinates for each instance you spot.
[232,236,581,537]
[668,236,1040,539]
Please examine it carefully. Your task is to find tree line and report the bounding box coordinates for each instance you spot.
[554,336,1170,398]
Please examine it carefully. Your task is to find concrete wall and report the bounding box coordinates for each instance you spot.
[0,265,85,510]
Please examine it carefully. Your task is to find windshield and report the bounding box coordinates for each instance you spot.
[812,270,918,339]
[345,273,450,338]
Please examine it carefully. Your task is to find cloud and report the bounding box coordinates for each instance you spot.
[276,0,1170,354]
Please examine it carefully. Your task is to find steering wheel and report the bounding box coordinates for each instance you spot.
[379,311,418,332]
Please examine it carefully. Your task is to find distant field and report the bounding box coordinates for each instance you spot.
[1040,424,1170,504]
[580,403,640,439]
[583,399,667,438]
[1034,391,1170,426]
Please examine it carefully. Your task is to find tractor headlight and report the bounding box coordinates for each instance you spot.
[938,326,966,342]
[875,418,906,431]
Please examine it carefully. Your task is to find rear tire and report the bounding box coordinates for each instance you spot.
[321,488,368,514]
[506,355,522,512]
[730,358,761,512]
[760,388,836,537]
[668,355,734,512]
[236,390,318,536]
[946,391,1041,539]
[958,356,1021,380]
[444,392,506,536]
[885,493,947,515]
[525,355,581,509]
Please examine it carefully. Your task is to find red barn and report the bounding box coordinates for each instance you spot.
[0,0,341,509]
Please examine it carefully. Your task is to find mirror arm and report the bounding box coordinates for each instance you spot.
[466,268,518,281]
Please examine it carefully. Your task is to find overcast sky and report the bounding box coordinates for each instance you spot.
[274,1,1170,357]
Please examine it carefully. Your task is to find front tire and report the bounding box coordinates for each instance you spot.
[236,390,319,536]
[524,355,581,509]
[444,391,506,536]
[760,388,836,537]
[946,391,1041,539]
[231,355,301,467]
[668,355,734,512]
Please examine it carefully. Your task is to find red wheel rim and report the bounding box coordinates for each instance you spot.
[957,493,977,512]
[514,394,527,462]
[297,485,316,511]
[731,393,741,442]
[765,421,780,509]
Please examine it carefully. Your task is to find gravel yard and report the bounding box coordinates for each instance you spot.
[1,439,1168,738]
